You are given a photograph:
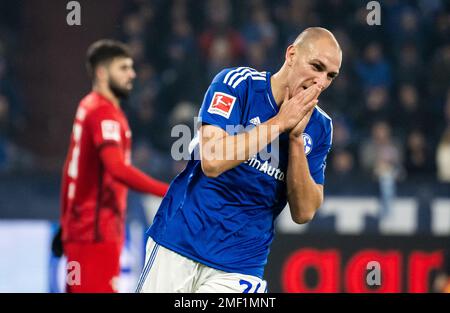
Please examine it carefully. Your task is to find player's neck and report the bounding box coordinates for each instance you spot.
[93,85,120,108]
[270,69,288,107]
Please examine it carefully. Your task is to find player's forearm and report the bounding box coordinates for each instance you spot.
[286,138,323,224]
[201,117,283,177]
[100,146,168,196]
[113,165,168,197]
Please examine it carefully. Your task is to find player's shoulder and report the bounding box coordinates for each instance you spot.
[211,67,268,92]
[312,105,332,128]
[79,92,117,117]
[310,105,333,142]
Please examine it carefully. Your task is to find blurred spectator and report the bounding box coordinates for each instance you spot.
[160,15,203,109]
[356,86,392,135]
[395,43,424,86]
[383,0,408,40]
[0,94,12,172]
[360,121,403,179]
[242,4,277,49]
[354,42,392,89]
[242,3,278,70]
[438,90,450,137]
[129,62,160,110]
[418,0,444,17]
[322,71,351,113]
[138,1,155,24]
[245,42,269,70]
[0,54,23,135]
[332,27,356,65]
[404,129,435,181]
[169,101,198,129]
[428,10,450,52]
[167,18,196,65]
[317,0,353,29]
[206,36,233,80]
[330,149,355,179]
[360,121,403,216]
[128,87,157,144]
[393,84,429,137]
[127,38,146,65]
[277,0,320,46]
[319,27,358,116]
[436,127,450,183]
[390,7,424,52]
[0,92,32,173]
[331,116,354,151]
[199,0,245,69]
[123,13,146,41]
[132,140,171,182]
[429,44,450,99]
[0,36,28,173]
[0,94,9,133]
[349,5,386,49]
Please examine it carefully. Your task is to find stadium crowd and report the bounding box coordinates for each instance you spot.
[2,0,450,187]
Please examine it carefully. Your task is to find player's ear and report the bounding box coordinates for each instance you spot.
[95,65,108,82]
[285,45,296,67]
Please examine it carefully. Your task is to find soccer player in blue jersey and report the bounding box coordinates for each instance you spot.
[137,27,342,293]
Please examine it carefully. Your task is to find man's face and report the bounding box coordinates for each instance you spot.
[106,57,136,99]
[287,39,341,98]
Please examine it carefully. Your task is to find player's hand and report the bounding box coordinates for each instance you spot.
[276,85,320,132]
[289,101,316,140]
[51,226,63,258]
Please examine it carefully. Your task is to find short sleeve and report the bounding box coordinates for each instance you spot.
[198,81,242,133]
[88,106,122,149]
[306,128,332,185]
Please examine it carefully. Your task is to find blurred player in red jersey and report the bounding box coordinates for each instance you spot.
[56,39,169,293]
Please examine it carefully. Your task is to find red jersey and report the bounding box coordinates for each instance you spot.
[61,92,132,243]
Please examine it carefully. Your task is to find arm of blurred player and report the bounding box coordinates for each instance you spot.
[100,145,168,197]
[286,107,323,224]
[200,86,320,177]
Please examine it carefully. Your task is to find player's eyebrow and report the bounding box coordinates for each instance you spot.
[310,59,339,78]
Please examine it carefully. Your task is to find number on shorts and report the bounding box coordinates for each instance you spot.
[239,279,264,293]
[239,279,253,293]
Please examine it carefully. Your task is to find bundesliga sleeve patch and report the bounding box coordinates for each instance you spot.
[207,92,236,119]
[101,120,121,142]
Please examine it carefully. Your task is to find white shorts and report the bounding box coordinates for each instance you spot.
[135,237,267,293]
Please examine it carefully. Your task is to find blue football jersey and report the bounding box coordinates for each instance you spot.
[147,67,333,278]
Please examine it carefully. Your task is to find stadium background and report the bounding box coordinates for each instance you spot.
[0,0,449,292]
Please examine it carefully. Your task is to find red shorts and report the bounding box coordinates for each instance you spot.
[63,241,122,293]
